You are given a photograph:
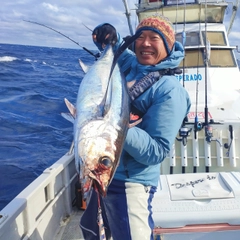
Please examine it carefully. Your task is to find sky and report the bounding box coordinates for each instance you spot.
[0,0,240,54]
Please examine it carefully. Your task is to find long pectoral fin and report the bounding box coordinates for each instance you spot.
[61,112,75,123]
[64,98,76,117]
[79,59,90,73]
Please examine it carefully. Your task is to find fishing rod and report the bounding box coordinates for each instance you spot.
[181,0,187,174]
[23,20,99,60]
[203,0,212,173]
[173,0,193,175]
[192,11,202,174]
[82,23,93,32]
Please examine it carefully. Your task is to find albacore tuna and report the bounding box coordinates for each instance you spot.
[64,45,130,199]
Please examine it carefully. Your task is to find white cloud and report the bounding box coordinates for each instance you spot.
[42,2,61,12]
[0,0,239,54]
[12,9,25,18]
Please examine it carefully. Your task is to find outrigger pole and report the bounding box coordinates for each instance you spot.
[122,0,134,36]
[23,20,99,60]
[227,0,239,36]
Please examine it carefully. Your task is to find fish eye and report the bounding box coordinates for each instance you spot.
[99,157,112,168]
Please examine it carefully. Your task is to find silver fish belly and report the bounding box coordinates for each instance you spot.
[74,45,129,199]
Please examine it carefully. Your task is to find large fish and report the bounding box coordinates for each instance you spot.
[64,45,130,200]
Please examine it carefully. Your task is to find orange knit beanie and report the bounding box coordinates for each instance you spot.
[136,15,175,54]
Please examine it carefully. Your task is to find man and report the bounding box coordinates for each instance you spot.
[81,15,191,240]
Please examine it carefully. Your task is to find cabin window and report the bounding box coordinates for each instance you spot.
[210,49,236,67]
[176,32,201,46]
[202,31,226,46]
[206,8,223,23]
[179,49,204,68]
[179,49,236,68]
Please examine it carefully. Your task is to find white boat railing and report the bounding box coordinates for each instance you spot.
[0,153,77,240]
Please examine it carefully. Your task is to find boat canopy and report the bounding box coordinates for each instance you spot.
[137,0,228,24]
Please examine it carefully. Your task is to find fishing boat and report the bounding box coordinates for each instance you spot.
[1,0,240,239]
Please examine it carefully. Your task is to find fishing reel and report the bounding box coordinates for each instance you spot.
[205,124,213,143]
[193,118,215,144]
[176,117,192,146]
[195,121,203,132]
[223,125,233,157]
[176,127,192,146]
[204,120,222,146]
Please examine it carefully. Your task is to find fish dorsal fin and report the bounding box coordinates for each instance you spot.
[110,31,142,78]
[79,59,90,73]
[101,32,142,117]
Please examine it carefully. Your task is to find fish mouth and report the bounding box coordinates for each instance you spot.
[88,170,108,196]
[81,172,107,200]
[82,157,113,199]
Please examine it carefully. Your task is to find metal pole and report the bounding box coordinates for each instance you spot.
[122,0,134,35]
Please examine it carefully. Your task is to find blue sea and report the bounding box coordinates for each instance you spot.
[1,43,240,211]
[0,43,97,210]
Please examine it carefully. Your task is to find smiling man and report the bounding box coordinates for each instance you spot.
[134,16,175,65]
[80,15,191,240]
[135,30,168,65]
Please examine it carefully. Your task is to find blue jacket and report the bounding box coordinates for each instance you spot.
[96,33,191,187]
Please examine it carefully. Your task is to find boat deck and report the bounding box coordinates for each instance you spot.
[54,208,84,240]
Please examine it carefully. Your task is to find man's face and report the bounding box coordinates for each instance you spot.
[135,30,167,65]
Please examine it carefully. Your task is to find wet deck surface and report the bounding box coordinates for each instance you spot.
[54,208,162,240]
[54,209,84,240]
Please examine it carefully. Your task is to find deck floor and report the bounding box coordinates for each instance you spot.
[54,208,163,240]
[54,209,84,240]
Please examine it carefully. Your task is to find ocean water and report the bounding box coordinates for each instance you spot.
[1,43,240,212]
[0,43,96,210]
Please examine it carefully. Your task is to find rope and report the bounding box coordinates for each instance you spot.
[94,183,107,240]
